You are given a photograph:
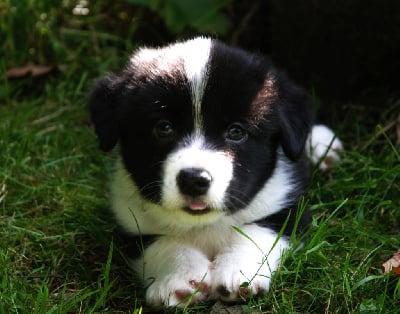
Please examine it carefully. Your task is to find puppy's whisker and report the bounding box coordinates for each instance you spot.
[223,190,250,211]
[138,180,163,200]
[140,180,162,191]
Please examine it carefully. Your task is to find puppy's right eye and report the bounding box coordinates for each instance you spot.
[153,120,175,140]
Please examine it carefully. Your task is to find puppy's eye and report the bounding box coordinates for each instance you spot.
[153,120,175,140]
[225,123,247,143]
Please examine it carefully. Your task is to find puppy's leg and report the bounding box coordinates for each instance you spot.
[134,236,212,308]
[306,124,343,170]
[211,225,289,302]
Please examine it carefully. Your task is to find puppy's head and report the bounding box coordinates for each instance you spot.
[89,37,311,224]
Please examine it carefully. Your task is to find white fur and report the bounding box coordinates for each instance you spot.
[110,158,224,233]
[306,124,343,170]
[180,37,212,131]
[210,224,289,301]
[135,237,213,307]
[231,150,297,224]
[162,135,233,217]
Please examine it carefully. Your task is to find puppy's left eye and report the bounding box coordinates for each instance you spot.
[153,120,175,140]
[225,123,248,143]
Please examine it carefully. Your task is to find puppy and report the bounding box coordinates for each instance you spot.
[89,37,342,307]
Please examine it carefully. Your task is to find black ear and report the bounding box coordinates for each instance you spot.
[277,80,313,161]
[88,75,125,152]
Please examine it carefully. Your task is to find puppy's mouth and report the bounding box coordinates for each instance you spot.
[182,198,211,215]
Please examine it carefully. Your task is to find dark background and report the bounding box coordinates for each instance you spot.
[228,0,400,125]
[233,0,400,105]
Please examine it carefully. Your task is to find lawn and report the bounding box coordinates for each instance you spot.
[1,1,399,313]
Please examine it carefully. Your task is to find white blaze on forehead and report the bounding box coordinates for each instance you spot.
[180,37,212,131]
[130,37,212,132]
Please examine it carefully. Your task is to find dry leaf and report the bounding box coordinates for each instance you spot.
[382,249,400,275]
[6,64,65,79]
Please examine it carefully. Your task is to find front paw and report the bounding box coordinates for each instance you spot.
[210,257,272,302]
[146,270,211,307]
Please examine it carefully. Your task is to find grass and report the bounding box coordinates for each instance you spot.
[1,1,400,313]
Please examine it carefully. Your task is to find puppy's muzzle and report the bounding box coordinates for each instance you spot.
[177,168,212,197]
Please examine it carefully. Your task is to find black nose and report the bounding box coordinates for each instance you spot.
[177,168,212,197]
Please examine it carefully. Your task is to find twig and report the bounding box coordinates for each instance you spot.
[361,119,397,151]
[230,1,261,45]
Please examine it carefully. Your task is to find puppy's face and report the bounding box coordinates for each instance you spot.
[90,38,311,224]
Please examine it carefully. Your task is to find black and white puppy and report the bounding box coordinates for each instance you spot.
[89,37,342,307]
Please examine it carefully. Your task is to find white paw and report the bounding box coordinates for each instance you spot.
[145,264,212,307]
[210,252,273,302]
[135,237,214,308]
[307,124,343,170]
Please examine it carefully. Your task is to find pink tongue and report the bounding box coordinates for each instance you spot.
[189,200,207,211]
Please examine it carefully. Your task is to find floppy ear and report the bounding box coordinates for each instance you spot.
[88,75,125,152]
[277,80,313,161]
